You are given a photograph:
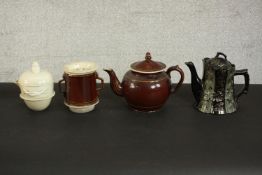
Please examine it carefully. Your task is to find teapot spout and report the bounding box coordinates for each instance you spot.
[103,68,123,96]
[185,62,203,104]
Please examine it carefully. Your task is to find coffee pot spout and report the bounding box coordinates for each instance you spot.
[185,62,203,104]
[103,69,123,96]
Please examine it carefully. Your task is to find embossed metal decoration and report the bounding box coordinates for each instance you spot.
[185,52,249,115]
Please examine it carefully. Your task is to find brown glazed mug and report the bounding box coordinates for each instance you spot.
[58,62,103,113]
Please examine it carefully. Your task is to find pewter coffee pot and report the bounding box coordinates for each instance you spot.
[185,52,249,115]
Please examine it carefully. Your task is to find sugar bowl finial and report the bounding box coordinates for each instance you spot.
[32,61,40,74]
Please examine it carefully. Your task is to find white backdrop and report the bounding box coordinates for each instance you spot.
[0,0,262,83]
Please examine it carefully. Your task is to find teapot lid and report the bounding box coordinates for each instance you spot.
[207,52,234,70]
[130,52,166,73]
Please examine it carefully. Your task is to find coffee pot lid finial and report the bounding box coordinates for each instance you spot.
[208,52,234,70]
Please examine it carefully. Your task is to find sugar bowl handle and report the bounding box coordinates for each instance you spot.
[95,72,104,91]
[166,65,184,93]
[234,69,249,100]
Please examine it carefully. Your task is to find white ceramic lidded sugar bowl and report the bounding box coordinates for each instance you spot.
[17,62,55,111]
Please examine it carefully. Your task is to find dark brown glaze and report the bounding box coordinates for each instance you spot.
[130,52,166,73]
[104,52,184,112]
[104,67,184,112]
[122,71,171,111]
[58,72,104,106]
[104,69,123,96]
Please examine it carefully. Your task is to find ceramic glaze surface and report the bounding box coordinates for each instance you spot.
[122,71,171,111]
[59,62,104,113]
[62,73,99,106]
[18,62,54,100]
[104,52,184,112]
[186,52,250,115]
[64,62,97,75]
[17,62,55,111]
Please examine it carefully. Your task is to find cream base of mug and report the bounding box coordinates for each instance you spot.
[20,92,55,111]
[64,100,99,113]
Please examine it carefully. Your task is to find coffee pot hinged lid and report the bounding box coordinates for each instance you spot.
[204,52,235,71]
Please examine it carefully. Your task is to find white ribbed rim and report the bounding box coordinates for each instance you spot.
[64,62,97,75]
[130,67,165,74]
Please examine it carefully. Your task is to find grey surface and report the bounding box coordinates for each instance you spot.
[0,0,262,83]
[0,83,262,175]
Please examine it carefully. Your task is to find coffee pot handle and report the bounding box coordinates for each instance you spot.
[234,69,249,100]
[95,73,104,91]
[58,77,66,97]
[166,65,184,93]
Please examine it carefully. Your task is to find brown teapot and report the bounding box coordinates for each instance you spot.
[104,52,184,112]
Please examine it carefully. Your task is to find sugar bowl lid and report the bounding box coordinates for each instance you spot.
[130,52,166,73]
[18,62,53,87]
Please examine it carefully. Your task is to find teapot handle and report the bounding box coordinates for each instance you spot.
[215,52,227,60]
[166,65,184,94]
[234,69,249,100]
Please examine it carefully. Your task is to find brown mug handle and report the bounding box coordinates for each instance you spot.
[234,69,249,100]
[95,73,104,91]
[58,78,66,97]
[166,65,184,93]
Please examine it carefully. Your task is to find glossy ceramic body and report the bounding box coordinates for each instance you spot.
[122,71,171,111]
[104,52,184,112]
[58,62,103,113]
[61,73,100,105]
[186,52,250,115]
[17,62,55,111]
[23,98,53,111]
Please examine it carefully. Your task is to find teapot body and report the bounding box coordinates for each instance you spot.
[122,70,172,112]
[104,52,185,112]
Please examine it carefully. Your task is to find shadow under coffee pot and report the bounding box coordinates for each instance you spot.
[185,52,250,115]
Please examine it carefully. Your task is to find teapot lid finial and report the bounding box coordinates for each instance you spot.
[145,52,151,60]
